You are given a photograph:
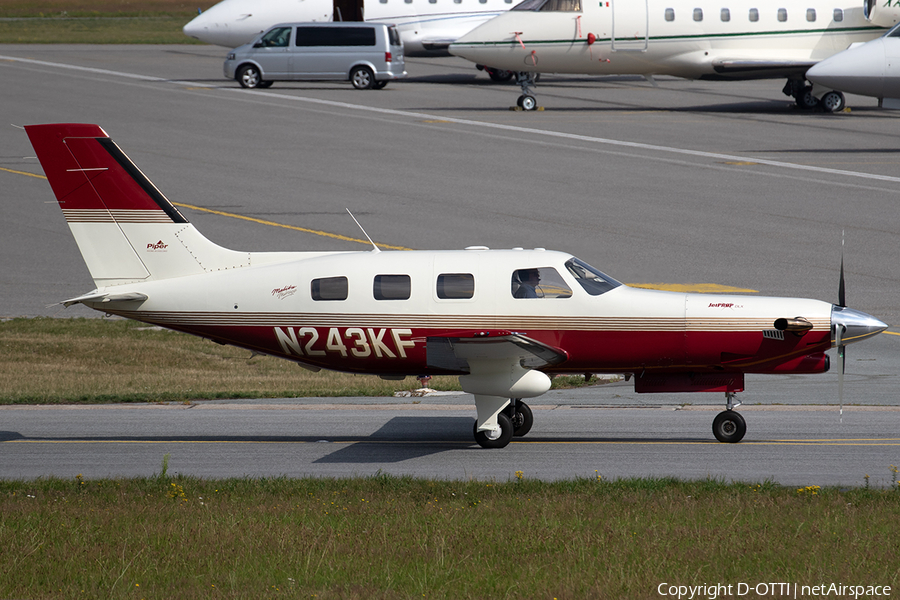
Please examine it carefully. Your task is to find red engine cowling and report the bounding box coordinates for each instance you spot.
[865,0,900,27]
[761,353,830,374]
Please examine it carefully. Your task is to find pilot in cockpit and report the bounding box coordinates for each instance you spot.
[513,268,541,298]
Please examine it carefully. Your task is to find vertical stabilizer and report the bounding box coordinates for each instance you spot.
[25,123,249,287]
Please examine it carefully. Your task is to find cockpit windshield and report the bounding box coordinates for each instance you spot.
[512,0,582,11]
[565,257,622,296]
[886,22,900,37]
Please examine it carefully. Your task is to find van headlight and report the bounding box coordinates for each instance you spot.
[226,53,236,61]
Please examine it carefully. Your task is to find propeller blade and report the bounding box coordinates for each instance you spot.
[836,324,845,422]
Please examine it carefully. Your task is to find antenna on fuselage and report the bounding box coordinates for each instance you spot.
[346,208,381,253]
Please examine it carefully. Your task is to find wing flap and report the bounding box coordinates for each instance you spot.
[426,332,568,374]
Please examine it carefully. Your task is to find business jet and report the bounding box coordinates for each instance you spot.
[448,0,900,110]
[24,123,886,448]
[183,0,514,61]
[806,21,900,108]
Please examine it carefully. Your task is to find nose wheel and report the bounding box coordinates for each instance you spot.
[514,72,540,111]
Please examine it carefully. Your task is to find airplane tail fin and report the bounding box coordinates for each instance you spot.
[25,123,249,288]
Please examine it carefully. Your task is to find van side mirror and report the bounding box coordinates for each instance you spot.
[253,42,263,48]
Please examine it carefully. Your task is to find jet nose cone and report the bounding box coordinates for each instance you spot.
[807,39,887,97]
[182,13,208,40]
[832,306,888,346]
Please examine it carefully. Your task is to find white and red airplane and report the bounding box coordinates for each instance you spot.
[25,123,887,448]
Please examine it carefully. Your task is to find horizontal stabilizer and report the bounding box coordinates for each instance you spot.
[60,291,149,307]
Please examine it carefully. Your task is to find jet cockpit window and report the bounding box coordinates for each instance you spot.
[311,276,348,301]
[258,27,291,48]
[565,258,622,296]
[374,274,411,300]
[437,273,475,299]
[512,0,581,11]
[511,267,572,299]
[885,22,900,37]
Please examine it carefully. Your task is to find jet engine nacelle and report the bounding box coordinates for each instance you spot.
[865,0,900,27]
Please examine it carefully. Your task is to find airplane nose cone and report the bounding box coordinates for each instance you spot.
[182,13,208,40]
[831,306,888,345]
[807,39,887,97]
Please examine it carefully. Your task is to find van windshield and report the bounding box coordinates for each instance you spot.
[259,27,291,47]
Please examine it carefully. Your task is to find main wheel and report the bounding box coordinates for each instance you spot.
[795,87,818,109]
[350,66,375,90]
[474,412,514,449]
[486,67,514,82]
[521,95,538,111]
[712,410,746,443]
[509,401,533,437]
[237,65,262,89]
[819,90,845,113]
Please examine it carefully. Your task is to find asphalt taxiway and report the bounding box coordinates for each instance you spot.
[1,45,898,482]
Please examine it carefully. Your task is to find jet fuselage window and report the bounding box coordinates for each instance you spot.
[311,276,348,301]
[693,7,703,21]
[565,257,622,296]
[777,8,787,21]
[721,7,730,21]
[665,8,675,21]
[437,273,475,299]
[833,8,843,21]
[749,8,759,21]
[374,274,411,300]
[511,267,572,299]
[806,8,816,21]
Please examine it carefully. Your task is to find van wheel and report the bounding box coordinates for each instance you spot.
[350,66,375,90]
[257,81,273,89]
[237,65,262,89]
[372,81,388,90]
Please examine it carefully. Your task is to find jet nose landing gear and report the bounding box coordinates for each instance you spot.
[513,72,541,111]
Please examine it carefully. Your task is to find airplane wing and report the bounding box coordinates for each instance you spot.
[426,331,568,374]
[707,58,818,80]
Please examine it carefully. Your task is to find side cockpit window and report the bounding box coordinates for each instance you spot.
[511,267,572,299]
[565,257,621,296]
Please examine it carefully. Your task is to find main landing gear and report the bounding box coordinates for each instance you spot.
[473,398,534,448]
[783,78,846,113]
[712,392,746,443]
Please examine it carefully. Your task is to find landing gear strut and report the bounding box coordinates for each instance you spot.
[473,398,534,448]
[712,392,746,443]
[514,72,539,111]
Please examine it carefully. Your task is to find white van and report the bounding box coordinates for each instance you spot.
[224,22,406,90]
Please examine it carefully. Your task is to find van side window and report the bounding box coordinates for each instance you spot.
[311,276,348,301]
[374,274,411,300]
[437,273,475,299]
[295,26,376,47]
[511,267,572,299]
[260,27,292,48]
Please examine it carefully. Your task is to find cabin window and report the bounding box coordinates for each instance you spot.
[511,267,572,299]
[374,274,411,300]
[806,8,816,21]
[437,273,475,299]
[481,0,488,4]
[380,0,388,4]
[777,8,787,21]
[720,7,730,21]
[749,8,759,21]
[693,7,703,20]
[565,258,621,296]
[833,8,843,20]
[454,0,462,4]
[665,8,675,21]
[311,277,348,301]
[428,0,437,4]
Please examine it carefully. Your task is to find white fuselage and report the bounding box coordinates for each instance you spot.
[184,0,514,55]
[450,0,898,79]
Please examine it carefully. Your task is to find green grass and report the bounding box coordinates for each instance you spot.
[1,473,898,599]
[0,1,207,44]
[0,317,601,404]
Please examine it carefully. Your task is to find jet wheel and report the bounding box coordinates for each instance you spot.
[509,401,533,437]
[795,87,819,109]
[520,95,538,111]
[819,91,845,113]
[474,412,514,449]
[712,410,746,443]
